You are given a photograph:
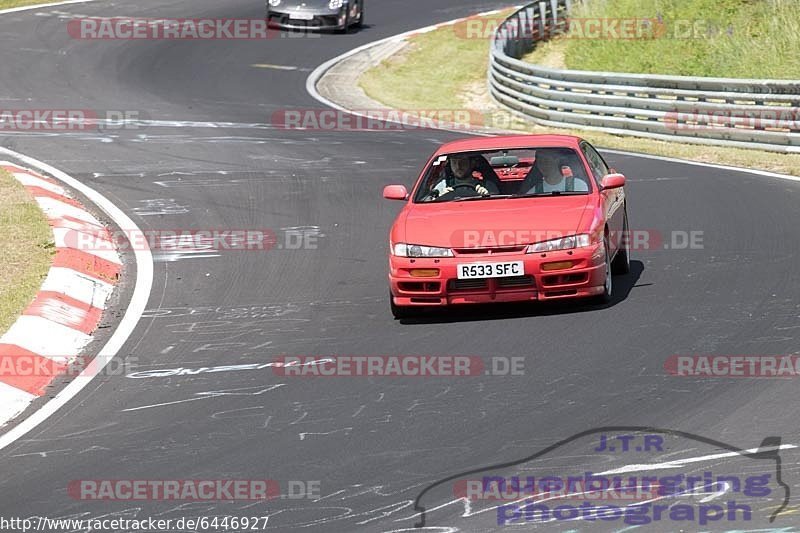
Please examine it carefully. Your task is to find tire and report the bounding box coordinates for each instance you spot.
[336,4,351,33]
[354,0,363,27]
[611,206,631,275]
[390,292,414,319]
[592,237,613,305]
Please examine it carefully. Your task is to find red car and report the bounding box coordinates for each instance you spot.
[383,134,630,318]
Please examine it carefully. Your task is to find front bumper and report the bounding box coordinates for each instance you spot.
[389,244,606,307]
[267,9,346,30]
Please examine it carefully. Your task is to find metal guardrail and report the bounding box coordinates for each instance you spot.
[488,0,800,152]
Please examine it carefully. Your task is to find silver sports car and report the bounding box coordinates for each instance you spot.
[266,0,364,32]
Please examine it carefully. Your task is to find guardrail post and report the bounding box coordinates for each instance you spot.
[510,16,521,58]
[517,10,529,55]
[525,6,535,44]
[549,0,559,27]
[538,1,548,39]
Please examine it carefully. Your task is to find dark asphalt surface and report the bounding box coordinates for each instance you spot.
[1,0,799,531]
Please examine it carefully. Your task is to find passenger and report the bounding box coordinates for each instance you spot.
[520,151,589,193]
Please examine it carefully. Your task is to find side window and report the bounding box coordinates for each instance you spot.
[581,143,609,186]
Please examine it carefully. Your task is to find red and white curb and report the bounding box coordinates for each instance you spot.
[0,161,120,427]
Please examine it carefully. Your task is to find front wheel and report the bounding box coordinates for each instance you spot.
[592,237,613,305]
[354,0,363,27]
[611,206,631,275]
[390,292,414,319]
[336,4,352,33]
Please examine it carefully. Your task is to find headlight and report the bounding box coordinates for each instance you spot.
[526,234,591,253]
[268,0,281,6]
[393,243,454,258]
[328,0,345,8]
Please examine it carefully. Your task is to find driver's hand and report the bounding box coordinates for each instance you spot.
[475,184,489,196]
[441,186,454,195]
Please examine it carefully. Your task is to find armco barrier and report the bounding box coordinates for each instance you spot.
[488,0,800,152]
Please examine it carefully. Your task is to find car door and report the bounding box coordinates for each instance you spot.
[581,142,624,256]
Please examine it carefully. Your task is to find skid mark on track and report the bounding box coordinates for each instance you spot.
[122,384,286,412]
[299,427,353,441]
[132,198,189,216]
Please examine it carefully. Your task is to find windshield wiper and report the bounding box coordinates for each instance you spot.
[514,191,588,197]
[453,195,515,202]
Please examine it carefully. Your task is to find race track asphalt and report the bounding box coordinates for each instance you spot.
[1,0,799,531]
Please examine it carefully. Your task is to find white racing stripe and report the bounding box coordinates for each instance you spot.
[0,147,153,452]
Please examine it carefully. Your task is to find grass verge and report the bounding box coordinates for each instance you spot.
[0,0,63,9]
[360,11,514,110]
[359,11,800,177]
[559,0,800,79]
[0,169,54,334]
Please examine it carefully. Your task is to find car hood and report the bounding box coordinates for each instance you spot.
[398,196,596,248]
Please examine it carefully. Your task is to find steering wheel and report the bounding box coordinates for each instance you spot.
[447,183,482,198]
[432,183,482,201]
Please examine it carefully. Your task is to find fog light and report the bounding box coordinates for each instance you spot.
[542,261,573,271]
[409,269,440,277]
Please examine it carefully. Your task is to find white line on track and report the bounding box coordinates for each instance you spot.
[600,148,800,183]
[0,147,153,452]
[305,12,800,185]
[598,444,798,475]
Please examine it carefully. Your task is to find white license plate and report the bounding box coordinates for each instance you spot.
[457,261,524,279]
[289,12,314,20]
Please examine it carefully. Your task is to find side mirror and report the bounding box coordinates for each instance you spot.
[600,173,626,190]
[383,184,409,200]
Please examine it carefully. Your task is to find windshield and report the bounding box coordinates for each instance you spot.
[413,147,593,203]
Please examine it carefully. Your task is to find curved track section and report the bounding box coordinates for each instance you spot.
[1,1,799,531]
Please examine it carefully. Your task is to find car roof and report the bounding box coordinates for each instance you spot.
[433,134,584,156]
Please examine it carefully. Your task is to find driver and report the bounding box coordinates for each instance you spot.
[436,154,493,197]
